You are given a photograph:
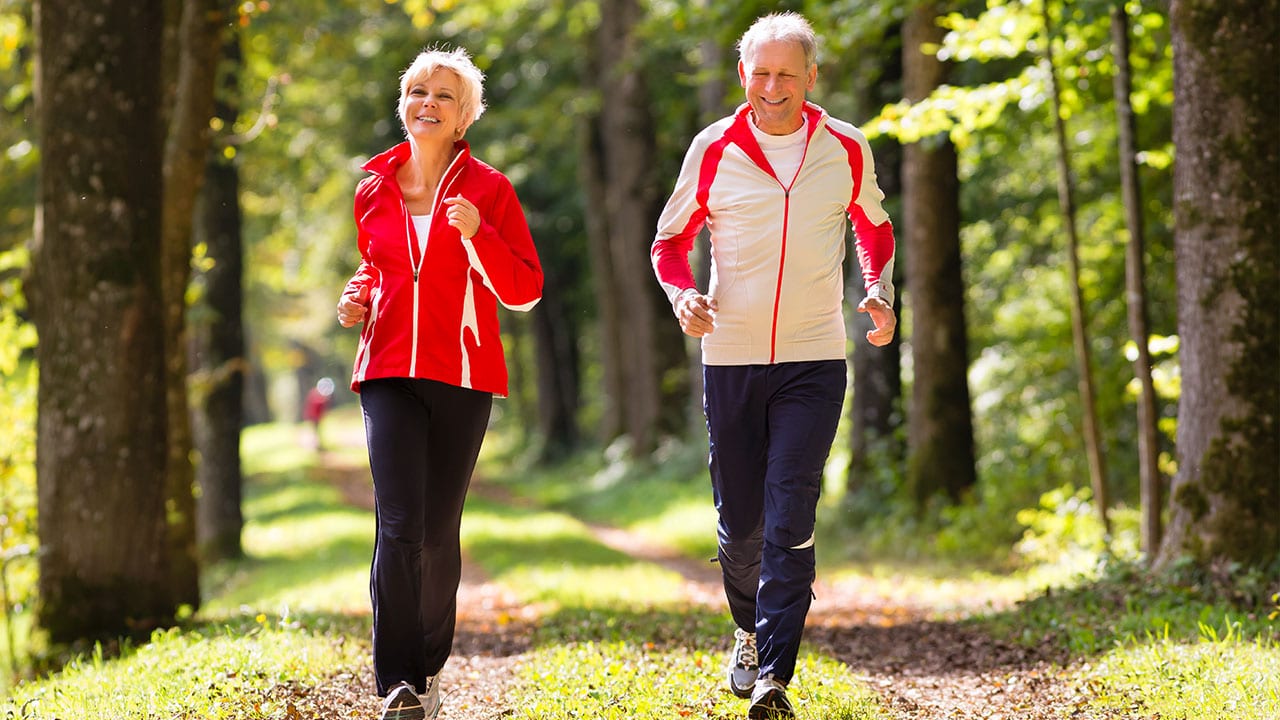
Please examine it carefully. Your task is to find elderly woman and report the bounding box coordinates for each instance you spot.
[336,47,543,720]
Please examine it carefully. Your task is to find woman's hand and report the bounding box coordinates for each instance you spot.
[443,195,480,238]
[337,286,369,327]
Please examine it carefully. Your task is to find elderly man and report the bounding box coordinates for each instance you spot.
[651,11,896,718]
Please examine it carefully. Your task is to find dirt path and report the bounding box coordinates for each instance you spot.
[298,451,1134,720]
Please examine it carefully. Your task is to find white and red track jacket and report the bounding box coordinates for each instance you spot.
[342,141,543,396]
[652,102,896,366]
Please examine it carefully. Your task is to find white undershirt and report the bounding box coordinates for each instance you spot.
[412,214,431,255]
[749,118,807,187]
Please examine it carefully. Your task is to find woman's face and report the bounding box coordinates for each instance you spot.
[401,69,466,144]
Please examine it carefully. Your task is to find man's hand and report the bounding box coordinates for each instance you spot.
[856,296,896,347]
[337,285,369,328]
[675,290,718,338]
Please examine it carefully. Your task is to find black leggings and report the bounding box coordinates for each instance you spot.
[360,377,492,696]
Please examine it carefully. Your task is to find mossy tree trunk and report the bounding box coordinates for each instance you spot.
[30,0,175,641]
[1156,0,1280,570]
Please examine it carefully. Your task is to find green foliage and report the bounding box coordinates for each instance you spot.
[0,247,35,686]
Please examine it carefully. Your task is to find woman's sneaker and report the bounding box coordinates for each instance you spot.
[748,676,795,719]
[421,675,442,718]
[727,627,759,698]
[379,681,426,720]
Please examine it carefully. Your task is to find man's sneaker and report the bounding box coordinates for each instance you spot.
[379,681,426,720]
[727,627,759,698]
[748,676,795,719]
[421,675,442,719]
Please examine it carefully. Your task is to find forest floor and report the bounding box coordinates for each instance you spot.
[291,446,1136,720]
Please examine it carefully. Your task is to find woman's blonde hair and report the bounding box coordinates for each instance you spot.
[398,47,486,135]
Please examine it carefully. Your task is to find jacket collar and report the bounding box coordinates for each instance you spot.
[727,102,827,178]
[361,140,472,178]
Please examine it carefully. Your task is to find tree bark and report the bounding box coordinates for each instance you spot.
[192,20,245,562]
[31,0,175,640]
[1042,0,1111,536]
[901,1,976,506]
[1110,3,1164,558]
[160,0,222,611]
[1157,0,1280,570]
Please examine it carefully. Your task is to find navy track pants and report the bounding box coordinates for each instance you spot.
[704,360,846,684]
[360,377,492,697]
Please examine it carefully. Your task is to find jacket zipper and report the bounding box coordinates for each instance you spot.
[768,135,811,363]
[770,190,790,364]
[405,149,465,376]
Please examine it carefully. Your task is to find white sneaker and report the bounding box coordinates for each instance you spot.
[379,681,426,720]
[421,674,442,718]
[748,676,795,719]
[727,627,759,698]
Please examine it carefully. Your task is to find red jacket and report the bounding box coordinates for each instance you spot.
[343,141,543,396]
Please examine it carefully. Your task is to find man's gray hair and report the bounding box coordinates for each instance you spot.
[737,12,818,69]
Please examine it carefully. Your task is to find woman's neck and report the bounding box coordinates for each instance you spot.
[399,138,457,212]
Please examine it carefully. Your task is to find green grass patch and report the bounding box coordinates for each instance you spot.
[2,422,374,718]
[511,642,881,720]
[462,495,690,607]
[3,619,364,720]
[478,438,720,562]
[201,467,373,617]
[1083,626,1279,719]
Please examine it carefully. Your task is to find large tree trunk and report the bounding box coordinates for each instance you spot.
[192,22,246,562]
[901,1,976,506]
[1157,0,1279,570]
[1110,3,1164,558]
[588,0,685,455]
[31,0,175,641]
[160,0,222,611]
[1042,0,1111,535]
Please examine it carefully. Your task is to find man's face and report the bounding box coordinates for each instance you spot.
[738,39,816,135]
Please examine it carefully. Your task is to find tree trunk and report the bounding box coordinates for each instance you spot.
[846,18,905,492]
[902,1,976,506]
[1110,3,1164,559]
[532,265,581,462]
[160,0,222,611]
[578,113,624,444]
[1157,0,1280,570]
[192,21,246,562]
[31,0,176,641]
[1042,0,1111,536]
[589,0,685,455]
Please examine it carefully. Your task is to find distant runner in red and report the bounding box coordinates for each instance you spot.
[652,12,897,719]
[335,46,542,720]
[302,377,334,450]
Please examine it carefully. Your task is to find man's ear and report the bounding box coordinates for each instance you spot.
[806,63,817,91]
[738,59,749,88]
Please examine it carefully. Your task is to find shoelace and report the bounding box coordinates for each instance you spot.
[735,628,758,668]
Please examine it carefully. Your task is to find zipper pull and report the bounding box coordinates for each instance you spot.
[413,269,419,282]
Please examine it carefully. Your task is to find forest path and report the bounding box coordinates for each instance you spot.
[297,444,1130,720]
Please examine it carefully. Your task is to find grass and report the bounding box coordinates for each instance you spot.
[2,411,1277,719]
